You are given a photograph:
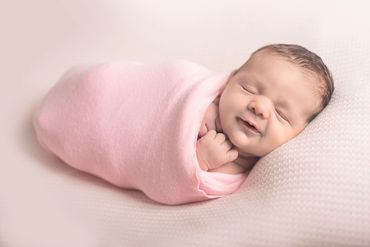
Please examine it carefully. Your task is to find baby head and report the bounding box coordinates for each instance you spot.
[219,44,334,157]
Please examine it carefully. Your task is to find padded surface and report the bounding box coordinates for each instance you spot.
[1,0,370,246]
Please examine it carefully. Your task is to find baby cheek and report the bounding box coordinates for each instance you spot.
[267,127,292,148]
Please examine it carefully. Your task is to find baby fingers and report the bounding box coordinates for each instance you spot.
[226,149,239,162]
[214,132,226,143]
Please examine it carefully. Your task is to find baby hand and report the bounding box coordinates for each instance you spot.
[196,130,239,171]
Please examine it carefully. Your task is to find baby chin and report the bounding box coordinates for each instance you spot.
[228,120,257,147]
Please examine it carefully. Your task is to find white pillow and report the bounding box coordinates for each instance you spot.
[232,81,370,245]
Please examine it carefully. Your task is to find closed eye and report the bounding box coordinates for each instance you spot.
[241,84,257,94]
[276,109,290,123]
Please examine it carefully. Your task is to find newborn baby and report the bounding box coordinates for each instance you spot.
[197,44,334,174]
[33,43,334,204]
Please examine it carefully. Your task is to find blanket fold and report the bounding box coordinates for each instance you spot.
[33,60,246,205]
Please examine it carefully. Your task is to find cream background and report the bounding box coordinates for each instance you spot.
[1,1,370,246]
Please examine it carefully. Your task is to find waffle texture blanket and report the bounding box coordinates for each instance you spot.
[33,61,246,205]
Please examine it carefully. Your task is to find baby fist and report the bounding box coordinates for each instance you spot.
[196,130,239,171]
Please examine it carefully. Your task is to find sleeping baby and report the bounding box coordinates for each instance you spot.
[197,44,334,174]
[33,43,334,204]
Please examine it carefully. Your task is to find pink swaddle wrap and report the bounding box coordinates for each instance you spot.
[33,60,246,205]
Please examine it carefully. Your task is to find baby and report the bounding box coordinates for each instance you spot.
[33,43,334,204]
[197,44,334,174]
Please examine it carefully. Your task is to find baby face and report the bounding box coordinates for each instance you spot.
[219,51,321,157]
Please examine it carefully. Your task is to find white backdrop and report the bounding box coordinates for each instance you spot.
[1,1,370,246]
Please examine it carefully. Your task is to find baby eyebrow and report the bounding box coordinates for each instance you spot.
[239,72,260,83]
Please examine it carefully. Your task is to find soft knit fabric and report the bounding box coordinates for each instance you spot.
[33,61,246,205]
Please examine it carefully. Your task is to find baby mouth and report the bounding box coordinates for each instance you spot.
[239,118,261,134]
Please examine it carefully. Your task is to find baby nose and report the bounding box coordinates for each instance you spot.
[248,96,271,119]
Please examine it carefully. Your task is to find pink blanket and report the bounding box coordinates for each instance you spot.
[33,60,246,205]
